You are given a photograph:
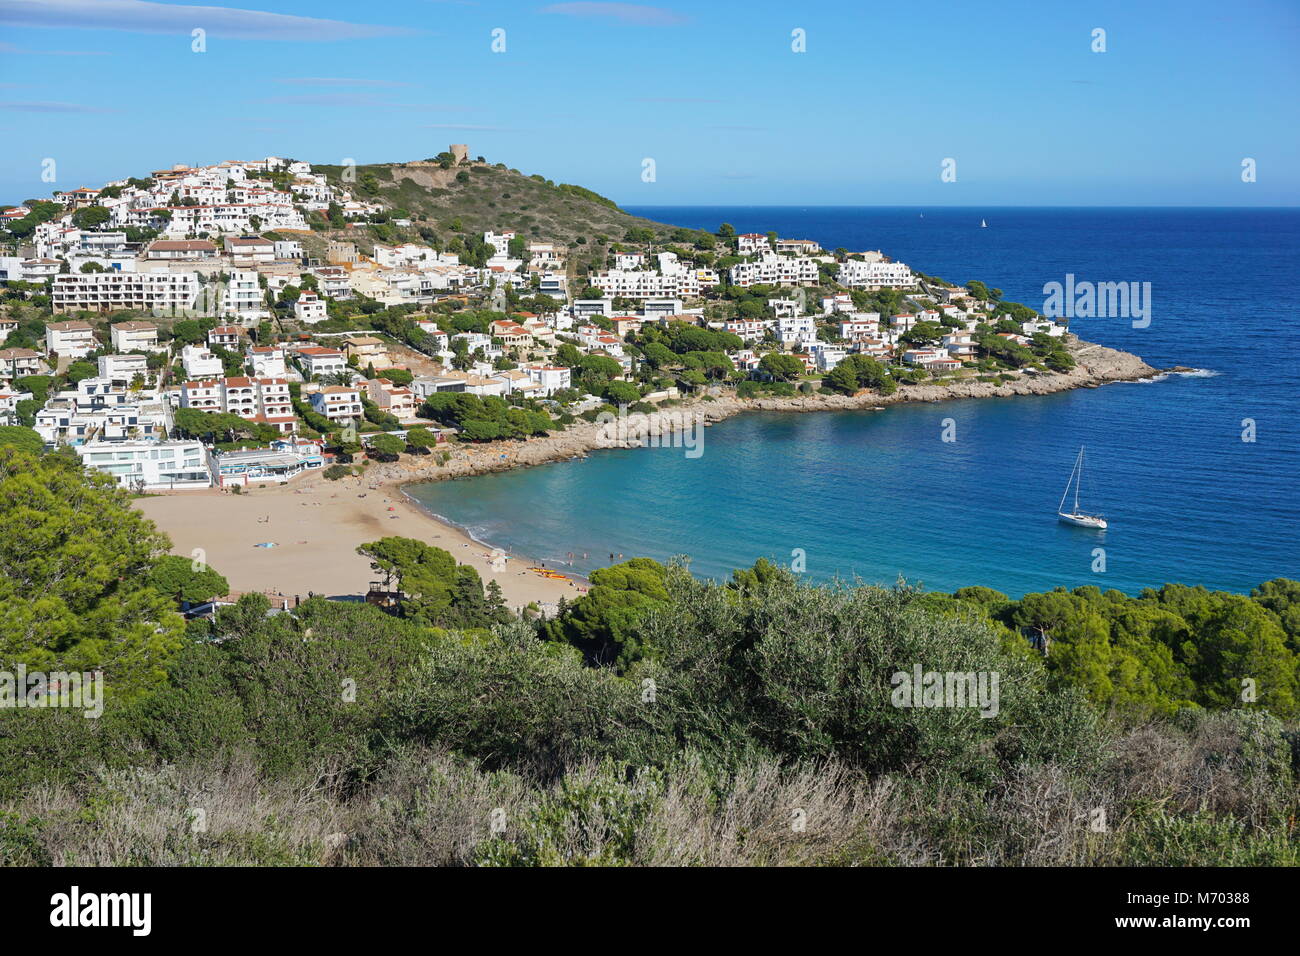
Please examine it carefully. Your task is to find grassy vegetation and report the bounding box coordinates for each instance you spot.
[311,160,676,249]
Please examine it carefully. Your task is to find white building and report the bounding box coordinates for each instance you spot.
[109,320,162,353]
[97,353,149,382]
[588,269,701,299]
[76,440,212,490]
[181,344,224,379]
[522,364,571,396]
[295,346,347,380]
[776,316,818,347]
[181,375,295,433]
[52,270,200,314]
[0,348,44,379]
[45,320,98,358]
[294,292,327,325]
[222,270,267,324]
[309,385,362,422]
[837,259,916,290]
[248,346,287,378]
[729,254,820,288]
[145,239,218,261]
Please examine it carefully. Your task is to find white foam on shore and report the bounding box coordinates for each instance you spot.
[1130,367,1218,384]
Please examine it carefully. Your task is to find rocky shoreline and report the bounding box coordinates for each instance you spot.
[368,338,1162,490]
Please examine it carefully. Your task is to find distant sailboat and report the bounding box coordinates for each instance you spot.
[1058,446,1107,529]
[980,218,987,228]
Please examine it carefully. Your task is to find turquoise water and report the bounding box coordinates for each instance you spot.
[408,207,1299,597]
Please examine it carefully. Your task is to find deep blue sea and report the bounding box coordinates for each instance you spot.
[409,207,1299,597]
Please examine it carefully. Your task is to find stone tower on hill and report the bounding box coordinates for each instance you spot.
[450,144,469,165]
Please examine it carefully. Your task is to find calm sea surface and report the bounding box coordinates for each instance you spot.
[408,207,1299,596]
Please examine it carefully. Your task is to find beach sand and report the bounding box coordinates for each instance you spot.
[134,471,586,613]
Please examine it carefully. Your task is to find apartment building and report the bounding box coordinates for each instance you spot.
[728,254,820,288]
[776,239,822,255]
[776,316,818,348]
[181,344,224,378]
[36,398,168,446]
[97,353,149,383]
[109,320,162,353]
[295,346,347,380]
[223,236,275,267]
[0,348,43,379]
[522,364,571,396]
[309,385,362,422]
[839,315,882,340]
[75,440,212,490]
[588,269,701,299]
[222,270,266,323]
[364,378,417,420]
[45,320,98,358]
[52,271,199,314]
[293,291,327,325]
[180,376,296,432]
[145,239,218,261]
[837,259,917,290]
[248,346,287,377]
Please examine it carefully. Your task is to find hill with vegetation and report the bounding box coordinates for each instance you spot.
[311,156,677,253]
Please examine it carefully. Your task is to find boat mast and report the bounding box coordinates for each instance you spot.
[1074,447,1084,512]
[1058,450,1078,514]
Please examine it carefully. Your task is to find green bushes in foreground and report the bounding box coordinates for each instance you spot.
[0,566,1296,866]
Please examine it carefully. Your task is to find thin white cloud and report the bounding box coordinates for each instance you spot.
[540,3,686,26]
[275,77,413,87]
[388,102,472,111]
[0,0,414,41]
[636,96,721,104]
[256,93,388,107]
[422,123,512,131]
[0,100,117,113]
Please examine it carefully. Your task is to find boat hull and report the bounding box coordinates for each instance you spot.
[1058,511,1108,529]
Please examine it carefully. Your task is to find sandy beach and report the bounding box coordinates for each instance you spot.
[134,470,587,614]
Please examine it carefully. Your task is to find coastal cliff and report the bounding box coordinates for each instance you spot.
[370,338,1159,489]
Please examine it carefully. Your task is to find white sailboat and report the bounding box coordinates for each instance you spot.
[1057,446,1108,529]
[980,218,987,228]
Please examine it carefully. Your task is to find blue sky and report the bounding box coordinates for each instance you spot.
[1,0,1297,206]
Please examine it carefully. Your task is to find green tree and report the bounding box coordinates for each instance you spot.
[0,448,185,695]
[146,555,230,605]
[404,426,437,450]
[542,558,669,668]
[759,352,804,381]
[0,426,43,454]
[369,433,405,456]
[357,536,506,628]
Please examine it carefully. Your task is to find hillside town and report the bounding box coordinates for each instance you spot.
[0,150,1075,491]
